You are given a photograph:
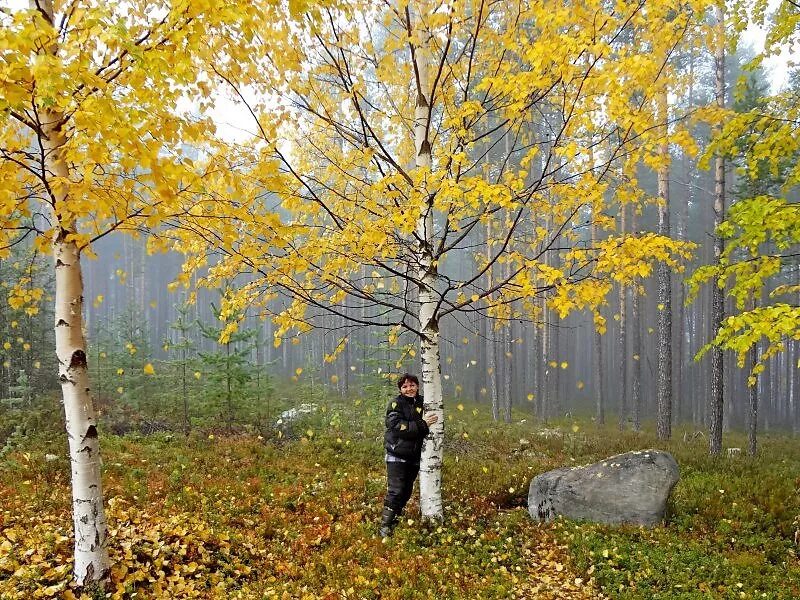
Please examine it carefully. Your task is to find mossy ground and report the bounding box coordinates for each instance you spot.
[1,396,798,598]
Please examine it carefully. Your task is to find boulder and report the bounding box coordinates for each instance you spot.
[528,449,679,527]
[276,403,318,425]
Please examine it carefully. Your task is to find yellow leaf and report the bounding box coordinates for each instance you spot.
[143,363,155,375]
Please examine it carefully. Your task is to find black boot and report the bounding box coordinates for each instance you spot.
[379,507,398,538]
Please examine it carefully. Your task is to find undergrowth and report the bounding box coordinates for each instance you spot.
[1,394,798,599]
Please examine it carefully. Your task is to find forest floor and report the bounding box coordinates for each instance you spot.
[1,399,799,599]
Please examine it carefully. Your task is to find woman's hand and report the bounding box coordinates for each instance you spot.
[424,413,438,426]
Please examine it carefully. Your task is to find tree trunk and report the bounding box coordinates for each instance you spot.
[618,203,628,431]
[588,149,605,426]
[709,4,726,456]
[503,322,512,423]
[486,220,500,421]
[413,42,444,521]
[631,209,642,432]
[34,0,111,586]
[748,341,759,456]
[54,231,110,586]
[182,344,189,435]
[656,88,673,440]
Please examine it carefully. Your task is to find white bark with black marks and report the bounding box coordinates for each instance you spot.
[32,0,110,585]
[412,42,444,521]
[48,132,110,587]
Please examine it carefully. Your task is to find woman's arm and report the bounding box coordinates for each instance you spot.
[385,401,430,439]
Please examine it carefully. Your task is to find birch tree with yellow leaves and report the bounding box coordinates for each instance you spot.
[0,0,286,585]
[176,0,712,520]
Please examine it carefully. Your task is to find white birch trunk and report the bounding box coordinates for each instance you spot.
[412,43,444,520]
[34,0,110,586]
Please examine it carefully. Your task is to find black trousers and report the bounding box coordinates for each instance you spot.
[384,461,420,513]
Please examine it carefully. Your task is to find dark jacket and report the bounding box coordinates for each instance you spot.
[384,394,429,460]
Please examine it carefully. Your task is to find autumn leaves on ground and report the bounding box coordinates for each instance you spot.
[2,399,799,600]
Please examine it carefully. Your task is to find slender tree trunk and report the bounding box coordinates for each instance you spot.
[618,203,628,431]
[792,339,799,436]
[676,116,691,426]
[748,341,759,456]
[709,4,726,456]
[486,220,500,421]
[503,322,512,423]
[34,0,110,585]
[226,341,233,431]
[182,345,189,435]
[593,315,605,425]
[0,259,6,400]
[412,42,444,521]
[502,137,513,424]
[631,209,642,432]
[656,88,673,440]
[588,147,605,426]
[541,298,550,421]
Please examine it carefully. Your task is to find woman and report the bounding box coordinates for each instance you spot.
[380,373,438,537]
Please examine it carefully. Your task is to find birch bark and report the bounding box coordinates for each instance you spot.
[32,0,111,585]
[413,42,444,520]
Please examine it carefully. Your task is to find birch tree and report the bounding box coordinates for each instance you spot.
[0,0,282,585]
[177,0,710,520]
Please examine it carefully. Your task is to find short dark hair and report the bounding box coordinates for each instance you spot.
[397,373,419,389]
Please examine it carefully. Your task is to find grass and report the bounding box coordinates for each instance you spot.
[0,394,798,599]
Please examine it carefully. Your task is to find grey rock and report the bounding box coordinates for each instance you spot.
[528,449,679,527]
[276,403,318,425]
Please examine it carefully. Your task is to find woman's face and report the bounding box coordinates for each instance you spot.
[399,379,418,398]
